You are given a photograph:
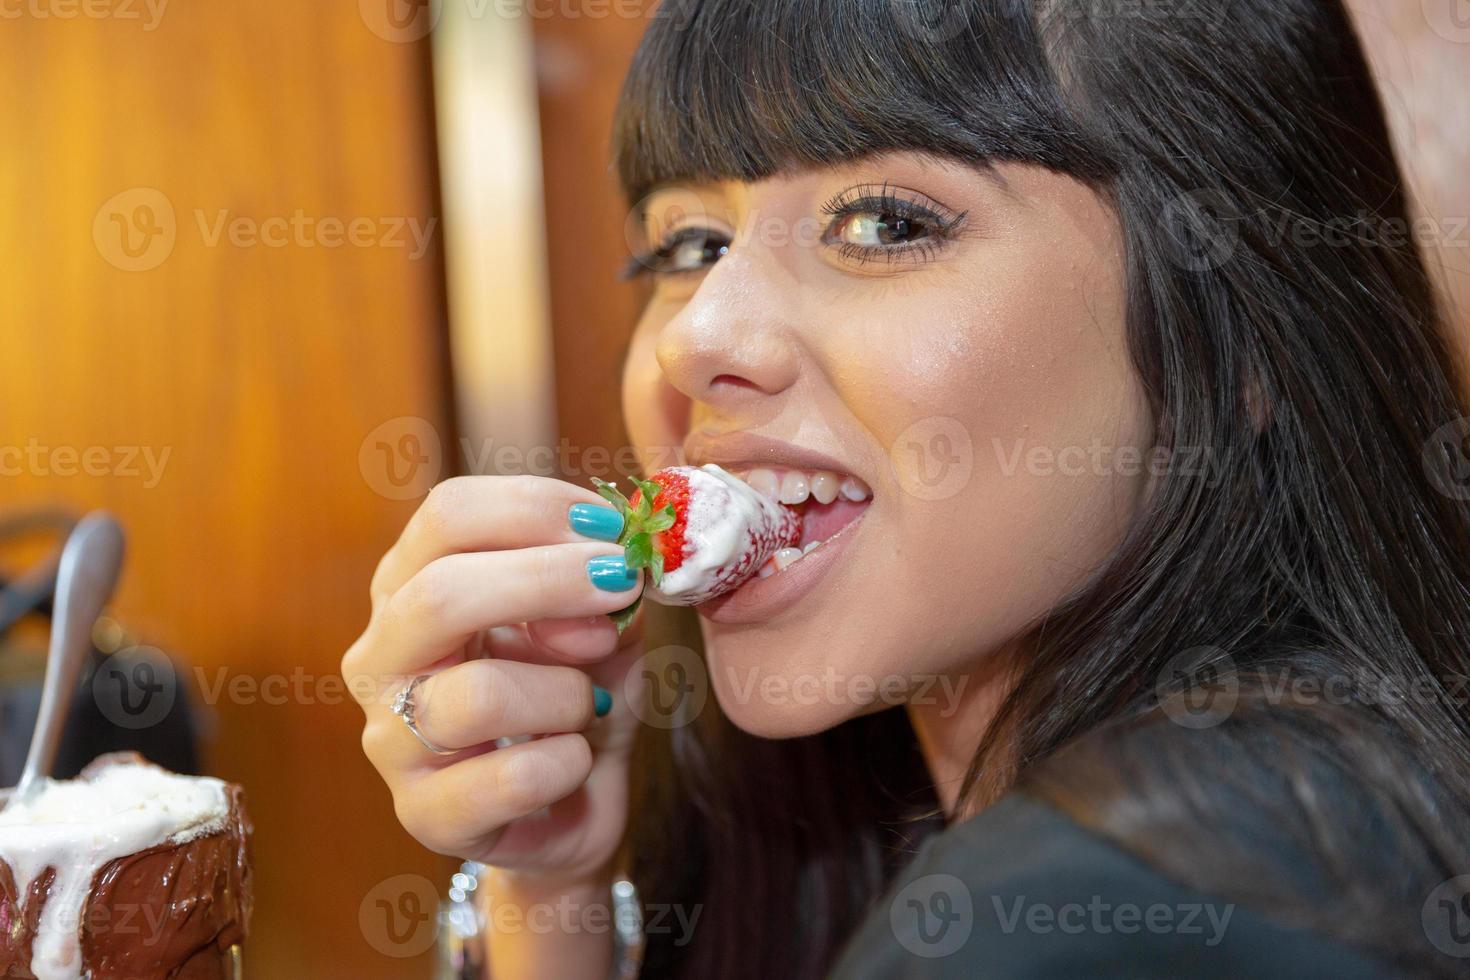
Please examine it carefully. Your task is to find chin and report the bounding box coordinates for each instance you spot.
[698,608,911,741]
[706,662,863,739]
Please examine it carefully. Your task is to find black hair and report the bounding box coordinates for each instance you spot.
[614,2,1470,977]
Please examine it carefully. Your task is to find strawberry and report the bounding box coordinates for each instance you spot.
[593,465,802,626]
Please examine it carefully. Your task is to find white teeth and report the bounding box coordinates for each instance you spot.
[839,477,871,502]
[773,547,803,571]
[734,466,872,505]
[802,540,821,554]
[778,471,810,505]
[745,468,780,500]
[810,471,840,505]
[757,560,777,579]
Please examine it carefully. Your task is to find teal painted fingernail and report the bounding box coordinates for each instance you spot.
[569,503,624,542]
[593,685,613,718]
[587,555,639,592]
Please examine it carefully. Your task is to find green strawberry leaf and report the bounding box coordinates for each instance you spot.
[592,477,632,513]
[635,478,662,503]
[592,476,654,634]
[589,475,676,598]
[610,594,642,634]
[624,531,653,570]
[645,504,676,534]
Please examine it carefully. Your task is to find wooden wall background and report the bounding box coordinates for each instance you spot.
[530,11,650,464]
[0,2,1463,978]
[0,4,454,977]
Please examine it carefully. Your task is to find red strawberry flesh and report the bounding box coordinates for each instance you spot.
[630,470,691,575]
[623,465,802,605]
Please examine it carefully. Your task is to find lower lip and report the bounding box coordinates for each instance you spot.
[697,513,867,624]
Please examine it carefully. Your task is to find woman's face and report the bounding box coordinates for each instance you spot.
[622,152,1152,738]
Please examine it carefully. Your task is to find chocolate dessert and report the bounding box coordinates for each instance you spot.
[0,753,252,979]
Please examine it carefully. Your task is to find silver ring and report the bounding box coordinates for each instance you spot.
[391,674,455,755]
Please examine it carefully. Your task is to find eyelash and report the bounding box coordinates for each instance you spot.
[818,183,967,267]
[621,184,967,280]
[620,227,728,281]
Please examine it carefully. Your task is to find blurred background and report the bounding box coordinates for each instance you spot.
[0,1,1465,976]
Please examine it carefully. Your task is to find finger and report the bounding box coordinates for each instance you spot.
[526,617,621,663]
[371,544,641,675]
[340,620,613,710]
[402,659,602,759]
[396,734,593,856]
[371,476,623,606]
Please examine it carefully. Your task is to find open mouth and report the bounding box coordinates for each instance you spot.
[731,468,872,578]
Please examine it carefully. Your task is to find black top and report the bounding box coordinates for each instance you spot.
[827,794,1390,979]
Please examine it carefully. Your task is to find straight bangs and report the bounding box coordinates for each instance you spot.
[612,0,1118,203]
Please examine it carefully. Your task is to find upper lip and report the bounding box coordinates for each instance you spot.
[683,430,861,479]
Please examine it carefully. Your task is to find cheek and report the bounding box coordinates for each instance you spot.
[838,231,1148,656]
[622,309,688,470]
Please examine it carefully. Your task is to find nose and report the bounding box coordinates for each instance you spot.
[654,250,800,407]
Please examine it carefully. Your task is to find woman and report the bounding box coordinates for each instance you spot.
[344,0,1470,976]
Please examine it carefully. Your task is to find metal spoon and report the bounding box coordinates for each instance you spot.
[12,512,126,804]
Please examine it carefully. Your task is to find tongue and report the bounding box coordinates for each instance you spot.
[798,498,868,546]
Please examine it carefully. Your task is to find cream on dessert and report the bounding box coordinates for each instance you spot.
[0,759,231,980]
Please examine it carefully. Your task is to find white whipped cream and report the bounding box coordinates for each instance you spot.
[0,762,229,980]
[654,464,789,603]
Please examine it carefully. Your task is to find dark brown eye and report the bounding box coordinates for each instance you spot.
[653,228,730,274]
[829,211,932,248]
